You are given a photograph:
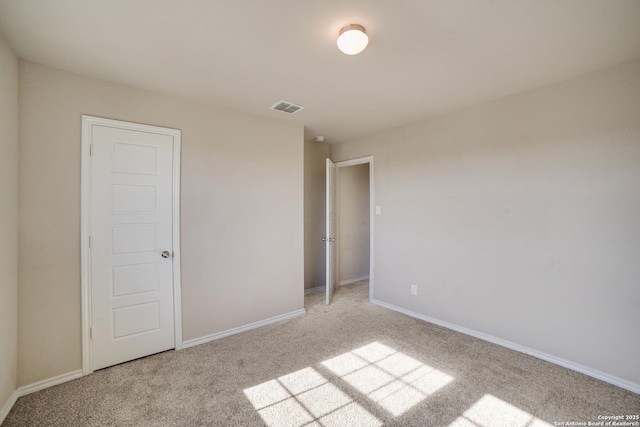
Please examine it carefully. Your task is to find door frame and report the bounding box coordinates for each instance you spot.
[334,156,374,302]
[325,158,336,305]
[80,115,183,375]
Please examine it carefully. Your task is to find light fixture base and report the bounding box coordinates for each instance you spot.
[337,23,369,55]
[339,24,366,37]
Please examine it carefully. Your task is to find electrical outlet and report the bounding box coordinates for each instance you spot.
[410,284,418,295]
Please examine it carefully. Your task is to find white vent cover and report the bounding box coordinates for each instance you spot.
[270,100,304,114]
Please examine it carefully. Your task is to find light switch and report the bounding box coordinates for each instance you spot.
[375,205,381,215]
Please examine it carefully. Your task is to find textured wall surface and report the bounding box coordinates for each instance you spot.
[0,34,19,415]
[331,59,640,386]
[304,141,330,290]
[18,61,304,386]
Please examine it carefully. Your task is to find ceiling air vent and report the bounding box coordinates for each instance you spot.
[270,100,304,114]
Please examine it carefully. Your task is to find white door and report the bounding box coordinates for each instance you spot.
[88,119,178,370]
[326,158,337,305]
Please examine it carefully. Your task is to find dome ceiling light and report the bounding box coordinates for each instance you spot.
[337,24,368,55]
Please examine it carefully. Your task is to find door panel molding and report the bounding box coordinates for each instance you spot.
[81,115,182,375]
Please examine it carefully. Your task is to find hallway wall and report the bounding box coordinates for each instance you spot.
[338,164,370,283]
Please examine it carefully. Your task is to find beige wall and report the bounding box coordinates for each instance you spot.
[338,164,370,283]
[18,61,304,386]
[304,141,330,290]
[0,35,19,414]
[331,59,640,386]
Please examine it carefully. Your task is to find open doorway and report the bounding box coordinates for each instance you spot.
[337,163,370,285]
[326,156,374,304]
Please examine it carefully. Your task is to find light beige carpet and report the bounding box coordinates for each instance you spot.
[3,281,639,426]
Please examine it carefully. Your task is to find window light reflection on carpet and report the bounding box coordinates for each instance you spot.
[321,342,454,417]
[448,394,553,427]
[243,342,455,426]
[243,366,381,427]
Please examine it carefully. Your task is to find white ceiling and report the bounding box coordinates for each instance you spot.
[1,0,639,143]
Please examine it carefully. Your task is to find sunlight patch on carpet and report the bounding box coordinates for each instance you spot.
[322,342,454,416]
[243,367,381,427]
[448,394,553,427]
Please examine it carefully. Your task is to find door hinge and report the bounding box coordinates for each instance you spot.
[89,327,93,340]
[90,144,94,156]
[89,235,93,249]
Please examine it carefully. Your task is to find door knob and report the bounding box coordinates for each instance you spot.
[322,237,327,241]
[161,250,171,258]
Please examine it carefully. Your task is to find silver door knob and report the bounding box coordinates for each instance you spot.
[329,237,336,242]
[161,250,171,258]
[322,237,327,241]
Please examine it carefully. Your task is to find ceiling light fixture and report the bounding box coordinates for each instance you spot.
[337,24,368,55]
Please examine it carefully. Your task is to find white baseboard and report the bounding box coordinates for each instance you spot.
[1,308,306,419]
[304,285,325,295]
[371,299,640,395]
[17,370,84,397]
[1,369,84,424]
[182,308,307,349]
[339,275,369,286]
[0,390,18,425]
